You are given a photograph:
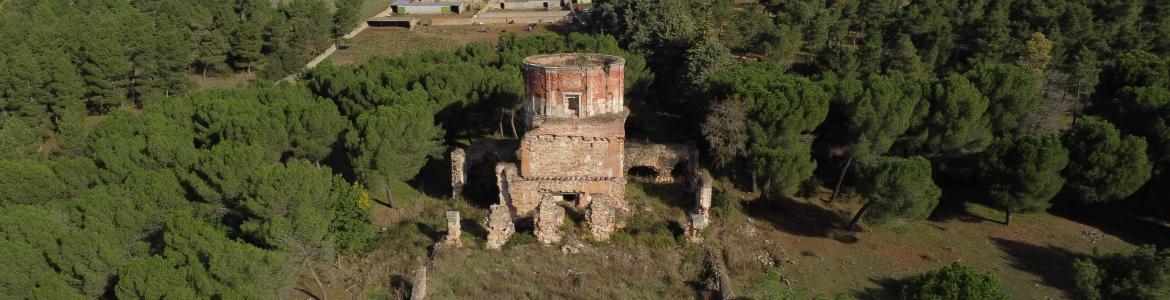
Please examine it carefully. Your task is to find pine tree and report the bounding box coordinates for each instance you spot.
[0,118,41,160]
[848,156,942,230]
[979,135,1069,224]
[346,103,445,204]
[923,75,993,155]
[1019,32,1054,82]
[1061,118,1153,204]
[965,63,1040,133]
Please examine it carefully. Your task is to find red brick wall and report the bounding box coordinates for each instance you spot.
[522,55,625,124]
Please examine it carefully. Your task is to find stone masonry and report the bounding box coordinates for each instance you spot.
[444,211,462,247]
[492,53,630,224]
[449,148,465,197]
[534,196,566,245]
[586,196,615,240]
[485,204,515,250]
[451,53,715,244]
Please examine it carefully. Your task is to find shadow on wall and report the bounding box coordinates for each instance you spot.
[990,237,1087,298]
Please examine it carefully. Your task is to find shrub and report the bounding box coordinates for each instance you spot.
[506,232,537,247]
[1072,245,1170,300]
[901,263,1008,300]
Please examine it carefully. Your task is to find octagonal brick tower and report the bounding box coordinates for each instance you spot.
[520,53,626,180]
[499,53,628,217]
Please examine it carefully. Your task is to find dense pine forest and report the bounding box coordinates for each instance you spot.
[1,0,1169,298]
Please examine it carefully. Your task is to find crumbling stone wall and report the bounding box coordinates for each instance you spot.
[485,204,515,250]
[450,149,466,197]
[450,139,518,198]
[586,197,615,240]
[444,211,462,247]
[625,142,697,183]
[534,196,566,245]
[496,163,626,218]
[694,169,712,214]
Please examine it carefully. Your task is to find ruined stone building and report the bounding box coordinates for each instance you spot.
[451,53,711,243]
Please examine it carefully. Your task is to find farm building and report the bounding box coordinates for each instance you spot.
[391,0,464,14]
[500,0,556,10]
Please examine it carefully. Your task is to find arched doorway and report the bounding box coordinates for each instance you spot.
[627,166,660,182]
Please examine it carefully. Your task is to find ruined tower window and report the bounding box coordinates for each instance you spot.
[565,94,581,117]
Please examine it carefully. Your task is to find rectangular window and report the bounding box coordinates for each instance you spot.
[565,94,580,117]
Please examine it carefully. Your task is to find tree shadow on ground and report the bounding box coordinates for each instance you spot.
[1048,200,1170,249]
[460,218,488,239]
[991,237,1087,297]
[415,222,444,243]
[408,157,453,199]
[927,183,1000,224]
[742,196,855,243]
[633,181,693,211]
[853,277,903,300]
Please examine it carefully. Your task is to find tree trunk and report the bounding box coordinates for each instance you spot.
[309,266,329,300]
[1004,210,1012,225]
[497,111,505,138]
[829,155,854,202]
[202,66,207,78]
[1072,94,1081,126]
[847,202,872,231]
[509,109,518,139]
[384,185,395,208]
[750,170,758,194]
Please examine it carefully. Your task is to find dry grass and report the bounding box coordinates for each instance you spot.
[280,162,1143,299]
[327,24,557,66]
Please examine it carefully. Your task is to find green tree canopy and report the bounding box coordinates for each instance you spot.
[705,62,829,194]
[849,156,942,229]
[978,134,1069,224]
[115,212,288,299]
[965,63,1040,133]
[346,103,445,200]
[1061,118,1153,204]
[0,118,41,160]
[901,263,1009,300]
[1073,245,1170,300]
[921,75,993,155]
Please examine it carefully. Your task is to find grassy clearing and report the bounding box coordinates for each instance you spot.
[361,0,393,18]
[188,73,254,91]
[327,24,557,66]
[278,167,1141,300]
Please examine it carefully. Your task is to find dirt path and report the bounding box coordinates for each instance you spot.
[282,7,391,82]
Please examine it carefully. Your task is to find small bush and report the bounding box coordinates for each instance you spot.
[900,263,1008,300]
[506,232,537,247]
